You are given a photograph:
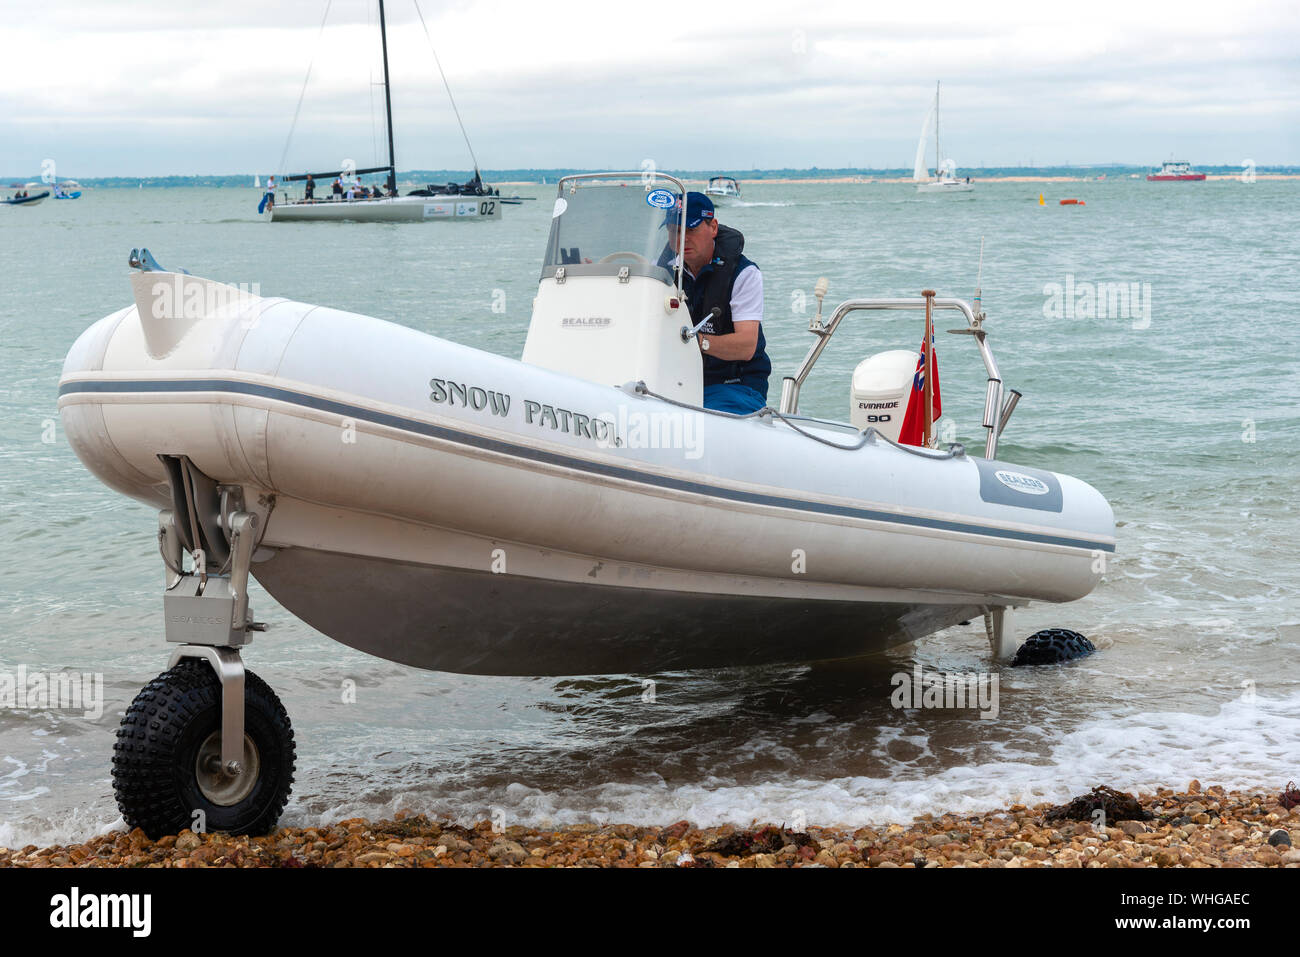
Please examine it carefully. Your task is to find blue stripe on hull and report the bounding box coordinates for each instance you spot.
[58,378,1116,553]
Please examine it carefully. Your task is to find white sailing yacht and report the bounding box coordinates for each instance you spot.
[914,82,974,194]
[269,0,502,223]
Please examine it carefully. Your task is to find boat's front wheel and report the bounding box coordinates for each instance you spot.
[1010,628,1096,666]
[112,659,295,839]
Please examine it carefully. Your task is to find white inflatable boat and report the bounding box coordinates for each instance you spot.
[58,173,1114,835]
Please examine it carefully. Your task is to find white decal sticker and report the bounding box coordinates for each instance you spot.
[646,188,675,209]
[994,470,1050,495]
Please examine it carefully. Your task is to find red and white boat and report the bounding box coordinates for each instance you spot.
[1146,161,1206,182]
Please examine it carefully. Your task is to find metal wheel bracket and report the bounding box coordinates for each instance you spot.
[983,606,1017,661]
[159,479,267,647]
[167,644,246,772]
[162,519,260,647]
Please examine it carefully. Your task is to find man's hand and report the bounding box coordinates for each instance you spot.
[699,320,759,361]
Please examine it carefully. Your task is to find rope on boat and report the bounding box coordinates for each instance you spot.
[275,0,335,180]
[412,0,481,176]
[631,382,965,459]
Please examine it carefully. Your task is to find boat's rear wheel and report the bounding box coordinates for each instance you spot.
[112,658,295,838]
[1010,628,1096,666]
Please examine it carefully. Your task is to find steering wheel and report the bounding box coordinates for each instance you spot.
[596,251,651,265]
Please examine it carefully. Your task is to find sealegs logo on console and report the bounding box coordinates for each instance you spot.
[561,317,612,327]
[994,470,1050,495]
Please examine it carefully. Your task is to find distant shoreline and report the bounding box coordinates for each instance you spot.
[10,172,1297,189]
[670,174,1300,185]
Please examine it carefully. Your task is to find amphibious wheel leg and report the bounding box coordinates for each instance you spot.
[112,457,294,839]
[983,606,1018,662]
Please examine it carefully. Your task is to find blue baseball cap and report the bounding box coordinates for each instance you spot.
[665,191,715,228]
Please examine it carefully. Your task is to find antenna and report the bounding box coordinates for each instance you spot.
[973,236,985,324]
[811,277,829,333]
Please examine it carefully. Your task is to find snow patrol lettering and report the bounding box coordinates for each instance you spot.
[523,400,621,447]
[428,377,622,447]
[429,378,511,416]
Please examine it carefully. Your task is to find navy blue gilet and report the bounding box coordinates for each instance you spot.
[682,225,772,398]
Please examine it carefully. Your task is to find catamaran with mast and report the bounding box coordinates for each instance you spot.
[914,82,974,194]
[269,0,501,223]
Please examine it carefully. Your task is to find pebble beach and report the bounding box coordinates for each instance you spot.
[3,782,1297,869]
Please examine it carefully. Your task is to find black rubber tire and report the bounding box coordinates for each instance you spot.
[112,659,295,839]
[1010,628,1096,667]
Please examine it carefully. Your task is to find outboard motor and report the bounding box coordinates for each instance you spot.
[850,349,919,441]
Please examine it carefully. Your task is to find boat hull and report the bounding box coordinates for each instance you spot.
[253,540,982,674]
[1146,174,1206,181]
[916,181,974,193]
[5,191,49,206]
[58,277,1115,675]
[270,195,503,222]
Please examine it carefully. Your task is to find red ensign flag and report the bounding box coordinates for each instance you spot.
[897,329,941,447]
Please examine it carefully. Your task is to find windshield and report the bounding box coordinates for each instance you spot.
[542,175,684,285]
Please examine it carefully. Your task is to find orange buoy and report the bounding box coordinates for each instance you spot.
[1059,198,1085,205]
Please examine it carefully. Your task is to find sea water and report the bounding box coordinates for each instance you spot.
[1,178,1297,846]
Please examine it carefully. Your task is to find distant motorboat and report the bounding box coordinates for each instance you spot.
[4,189,49,206]
[704,176,742,204]
[913,82,974,194]
[1147,161,1205,182]
[54,183,82,200]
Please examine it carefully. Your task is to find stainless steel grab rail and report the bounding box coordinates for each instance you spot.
[777,297,1012,459]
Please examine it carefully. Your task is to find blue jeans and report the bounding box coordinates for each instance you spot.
[703,383,766,414]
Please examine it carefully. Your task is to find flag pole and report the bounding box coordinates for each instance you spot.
[921,289,936,447]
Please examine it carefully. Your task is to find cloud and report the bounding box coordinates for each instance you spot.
[0,0,1296,175]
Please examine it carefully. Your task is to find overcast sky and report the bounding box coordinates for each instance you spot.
[2,0,1297,176]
